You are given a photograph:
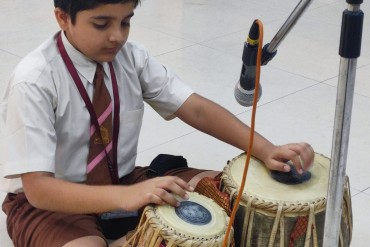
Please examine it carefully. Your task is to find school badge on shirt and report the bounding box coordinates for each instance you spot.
[94,126,110,144]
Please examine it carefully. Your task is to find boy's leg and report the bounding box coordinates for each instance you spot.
[121,166,219,185]
[62,236,107,247]
[108,236,128,247]
[2,193,107,247]
[187,170,221,187]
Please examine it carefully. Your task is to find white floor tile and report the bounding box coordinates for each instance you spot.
[0,226,12,247]
[344,94,370,190]
[0,51,21,96]
[215,2,370,83]
[0,2,57,58]
[363,188,370,196]
[154,44,247,114]
[155,44,318,116]
[129,24,195,56]
[350,193,370,246]
[324,64,370,98]
[137,129,241,171]
[266,19,355,82]
[0,2,54,36]
[0,23,59,58]
[138,104,195,152]
[350,187,361,197]
[0,192,12,247]
[238,84,337,154]
[248,0,342,12]
[135,0,288,43]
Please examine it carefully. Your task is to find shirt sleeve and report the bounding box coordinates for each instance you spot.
[0,81,57,178]
[131,43,194,120]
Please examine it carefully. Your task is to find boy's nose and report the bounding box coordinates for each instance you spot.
[109,29,126,44]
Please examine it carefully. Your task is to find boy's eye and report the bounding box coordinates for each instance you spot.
[93,23,108,30]
[121,21,130,27]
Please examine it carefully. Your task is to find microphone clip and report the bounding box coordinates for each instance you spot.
[261,43,278,65]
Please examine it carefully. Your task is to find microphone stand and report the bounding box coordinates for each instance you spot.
[261,0,313,65]
[323,0,364,246]
[255,0,364,245]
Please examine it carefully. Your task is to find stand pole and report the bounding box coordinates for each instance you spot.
[261,0,313,65]
[266,0,313,54]
[323,1,364,246]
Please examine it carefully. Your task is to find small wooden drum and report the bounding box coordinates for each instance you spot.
[125,192,233,247]
[221,153,352,247]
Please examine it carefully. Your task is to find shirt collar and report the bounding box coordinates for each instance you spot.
[61,32,108,84]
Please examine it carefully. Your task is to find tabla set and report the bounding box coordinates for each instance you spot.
[123,153,352,247]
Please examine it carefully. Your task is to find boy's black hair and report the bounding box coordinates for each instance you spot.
[54,0,140,24]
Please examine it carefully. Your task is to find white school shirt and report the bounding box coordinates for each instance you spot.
[0,32,193,193]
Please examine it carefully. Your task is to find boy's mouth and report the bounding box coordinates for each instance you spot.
[105,46,121,54]
[104,44,123,54]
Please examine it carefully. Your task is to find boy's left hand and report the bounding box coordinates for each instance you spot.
[262,142,314,174]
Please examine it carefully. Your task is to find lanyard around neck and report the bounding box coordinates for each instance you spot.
[56,32,120,184]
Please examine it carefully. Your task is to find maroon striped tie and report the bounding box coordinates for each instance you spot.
[86,63,113,185]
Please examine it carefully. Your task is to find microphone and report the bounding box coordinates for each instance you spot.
[234,20,262,107]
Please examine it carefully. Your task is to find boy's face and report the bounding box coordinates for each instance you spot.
[56,3,135,62]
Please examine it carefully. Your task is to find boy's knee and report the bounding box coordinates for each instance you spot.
[62,236,107,247]
[188,170,221,188]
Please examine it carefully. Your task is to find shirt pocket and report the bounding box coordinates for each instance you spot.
[120,106,144,124]
[117,106,144,163]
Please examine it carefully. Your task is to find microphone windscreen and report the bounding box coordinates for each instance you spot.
[234,82,262,107]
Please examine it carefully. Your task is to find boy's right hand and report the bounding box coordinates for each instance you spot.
[21,172,194,214]
[121,176,194,211]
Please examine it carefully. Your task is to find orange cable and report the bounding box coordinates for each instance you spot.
[222,19,264,247]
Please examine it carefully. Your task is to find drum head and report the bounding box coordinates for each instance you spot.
[225,153,330,203]
[154,192,227,238]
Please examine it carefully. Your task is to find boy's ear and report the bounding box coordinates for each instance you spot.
[54,8,70,31]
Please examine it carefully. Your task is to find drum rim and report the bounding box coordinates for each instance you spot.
[221,153,329,214]
[145,192,234,245]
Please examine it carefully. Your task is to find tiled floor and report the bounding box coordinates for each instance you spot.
[0,0,369,246]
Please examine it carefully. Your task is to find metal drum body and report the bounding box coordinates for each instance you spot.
[221,153,352,247]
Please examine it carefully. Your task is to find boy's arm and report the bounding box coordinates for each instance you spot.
[21,172,192,214]
[174,93,314,173]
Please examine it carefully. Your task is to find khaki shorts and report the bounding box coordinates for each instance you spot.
[2,166,207,247]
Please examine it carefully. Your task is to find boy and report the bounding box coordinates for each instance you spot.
[0,0,314,246]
